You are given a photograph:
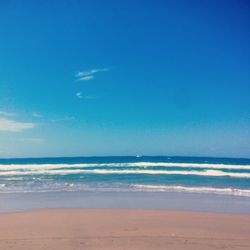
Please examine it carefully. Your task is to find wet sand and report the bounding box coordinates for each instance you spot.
[0,209,249,250]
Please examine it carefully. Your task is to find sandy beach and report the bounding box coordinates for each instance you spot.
[0,209,249,250]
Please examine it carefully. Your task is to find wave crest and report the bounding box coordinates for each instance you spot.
[1,162,250,170]
[1,169,250,178]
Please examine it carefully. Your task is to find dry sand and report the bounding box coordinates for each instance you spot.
[0,209,249,250]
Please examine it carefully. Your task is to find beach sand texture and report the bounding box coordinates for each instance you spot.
[0,209,249,250]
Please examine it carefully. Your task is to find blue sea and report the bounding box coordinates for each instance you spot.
[1,156,250,195]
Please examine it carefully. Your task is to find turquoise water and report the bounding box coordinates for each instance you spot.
[1,156,250,197]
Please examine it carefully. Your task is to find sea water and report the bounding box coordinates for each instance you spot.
[1,156,250,212]
[0,156,250,213]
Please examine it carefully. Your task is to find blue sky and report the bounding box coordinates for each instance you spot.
[0,0,249,158]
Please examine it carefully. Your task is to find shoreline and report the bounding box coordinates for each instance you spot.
[1,208,250,250]
[1,190,250,213]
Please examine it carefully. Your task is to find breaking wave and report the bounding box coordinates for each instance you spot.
[1,169,250,178]
[131,184,250,197]
[0,161,250,170]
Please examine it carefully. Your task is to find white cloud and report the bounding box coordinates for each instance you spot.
[76,68,109,77]
[78,75,94,81]
[0,117,36,132]
[76,70,95,77]
[75,68,110,81]
[76,92,83,99]
[32,112,44,118]
[19,138,44,144]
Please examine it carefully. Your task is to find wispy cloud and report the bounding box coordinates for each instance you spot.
[75,68,110,81]
[76,92,96,100]
[78,75,94,81]
[0,117,36,132]
[76,92,83,99]
[19,138,44,144]
[0,111,16,117]
[76,68,109,77]
[32,112,44,118]
[84,95,97,100]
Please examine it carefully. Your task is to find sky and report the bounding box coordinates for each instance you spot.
[0,0,249,158]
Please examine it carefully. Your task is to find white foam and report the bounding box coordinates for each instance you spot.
[131,184,250,197]
[1,162,250,170]
[0,169,250,178]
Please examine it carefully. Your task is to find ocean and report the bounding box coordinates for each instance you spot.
[1,156,250,197]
